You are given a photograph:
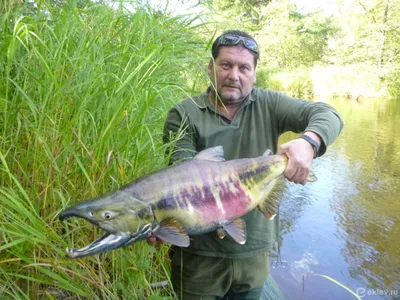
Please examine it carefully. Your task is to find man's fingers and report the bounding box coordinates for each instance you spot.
[293,171,309,185]
[147,236,157,247]
[284,164,296,180]
[285,169,303,184]
[284,158,310,184]
[278,139,313,184]
[277,143,288,155]
[147,235,165,247]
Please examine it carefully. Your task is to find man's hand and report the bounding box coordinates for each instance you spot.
[277,132,321,184]
[147,235,165,247]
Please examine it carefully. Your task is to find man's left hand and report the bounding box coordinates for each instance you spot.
[277,132,321,184]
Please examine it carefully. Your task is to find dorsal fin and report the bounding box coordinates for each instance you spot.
[194,146,225,162]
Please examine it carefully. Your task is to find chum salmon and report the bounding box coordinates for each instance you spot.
[59,146,316,258]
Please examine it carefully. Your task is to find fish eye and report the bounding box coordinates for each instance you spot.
[104,212,112,219]
[89,212,94,217]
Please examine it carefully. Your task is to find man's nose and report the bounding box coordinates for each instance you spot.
[228,67,239,81]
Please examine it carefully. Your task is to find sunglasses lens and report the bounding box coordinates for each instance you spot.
[219,35,258,53]
[244,40,258,52]
[220,35,241,45]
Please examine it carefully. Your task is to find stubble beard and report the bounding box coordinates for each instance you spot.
[214,87,245,106]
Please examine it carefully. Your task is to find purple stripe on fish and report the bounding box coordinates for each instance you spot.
[155,164,252,224]
[199,180,251,224]
[155,191,178,211]
[155,185,216,212]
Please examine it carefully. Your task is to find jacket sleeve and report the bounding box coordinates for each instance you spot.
[163,105,198,165]
[266,90,344,156]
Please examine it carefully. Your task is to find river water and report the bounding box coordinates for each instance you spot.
[269,98,400,300]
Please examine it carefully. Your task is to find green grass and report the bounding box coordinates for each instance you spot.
[0,0,208,298]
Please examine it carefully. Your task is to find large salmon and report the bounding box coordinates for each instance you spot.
[59,146,315,258]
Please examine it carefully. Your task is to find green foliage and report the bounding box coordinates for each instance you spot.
[286,77,314,99]
[387,71,400,99]
[331,0,399,66]
[0,0,206,297]
[206,0,399,99]
[268,68,314,99]
[205,0,272,28]
[311,64,384,99]
[255,69,283,91]
[207,0,338,69]
[256,1,338,69]
[254,69,271,89]
[329,0,400,97]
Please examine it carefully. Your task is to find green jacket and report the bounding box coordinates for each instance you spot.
[163,87,343,258]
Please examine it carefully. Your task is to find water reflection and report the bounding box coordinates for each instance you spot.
[271,98,400,299]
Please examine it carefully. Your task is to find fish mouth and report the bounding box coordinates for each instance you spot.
[65,232,135,258]
[60,209,153,258]
[62,225,152,259]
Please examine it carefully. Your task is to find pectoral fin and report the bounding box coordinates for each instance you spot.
[258,177,284,220]
[258,197,280,220]
[153,218,190,247]
[221,218,247,245]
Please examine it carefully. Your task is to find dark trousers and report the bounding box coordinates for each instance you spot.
[170,248,269,300]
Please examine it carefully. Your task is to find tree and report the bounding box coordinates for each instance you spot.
[257,2,338,68]
[203,0,338,69]
[331,0,400,91]
[204,0,273,28]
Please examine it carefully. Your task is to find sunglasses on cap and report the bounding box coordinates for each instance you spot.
[217,34,259,53]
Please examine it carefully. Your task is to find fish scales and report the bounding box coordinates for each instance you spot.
[143,161,251,230]
[117,156,280,231]
[149,157,277,230]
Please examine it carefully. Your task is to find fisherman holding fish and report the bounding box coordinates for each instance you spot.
[60,30,343,299]
[148,30,343,299]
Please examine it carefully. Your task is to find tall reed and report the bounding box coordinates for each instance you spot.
[0,0,208,298]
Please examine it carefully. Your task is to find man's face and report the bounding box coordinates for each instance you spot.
[208,45,256,104]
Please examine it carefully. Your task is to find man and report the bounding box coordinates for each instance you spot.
[148,30,343,299]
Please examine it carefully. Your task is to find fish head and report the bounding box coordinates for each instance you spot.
[60,192,155,258]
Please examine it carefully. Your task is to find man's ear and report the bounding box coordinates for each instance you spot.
[207,60,214,76]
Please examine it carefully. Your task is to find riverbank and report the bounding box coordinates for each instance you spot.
[257,64,389,101]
